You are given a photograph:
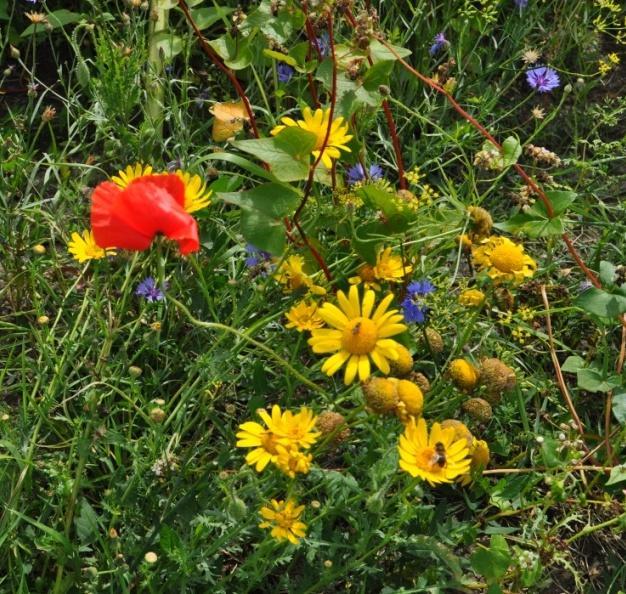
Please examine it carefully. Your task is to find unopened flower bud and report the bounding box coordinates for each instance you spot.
[128,365,143,378]
[37,315,50,325]
[149,407,166,423]
[10,45,20,59]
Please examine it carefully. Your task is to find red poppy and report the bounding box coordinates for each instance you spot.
[91,174,199,255]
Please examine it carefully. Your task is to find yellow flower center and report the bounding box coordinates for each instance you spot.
[275,510,295,529]
[490,243,524,273]
[416,447,446,472]
[260,431,280,455]
[341,317,378,355]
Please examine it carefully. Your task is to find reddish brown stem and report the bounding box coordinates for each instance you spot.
[177,0,261,139]
[342,7,407,188]
[378,37,606,290]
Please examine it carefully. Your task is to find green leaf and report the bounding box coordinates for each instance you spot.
[576,367,622,393]
[240,209,286,255]
[368,40,412,62]
[599,261,617,287]
[605,464,626,486]
[22,9,83,36]
[0,0,9,20]
[243,0,305,44]
[232,138,310,181]
[189,6,234,30]
[152,32,183,60]
[263,49,298,67]
[540,437,561,468]
[576,288,626,318]
[502,137,522,167]
[208,35,252,70]
[612,388,626,424]
[544,190,576,216]
[272,127,317,160]
[470,535,512,583]
[74,500,99,545]
[362,60,394,91]
[218,182,300,219]
[561,355,586,373]
[159,524,182,553]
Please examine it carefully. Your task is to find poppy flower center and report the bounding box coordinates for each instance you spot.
[341,317,378,355]
[490,244,524,273]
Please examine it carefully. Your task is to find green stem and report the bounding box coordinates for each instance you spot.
[146,0,170,135]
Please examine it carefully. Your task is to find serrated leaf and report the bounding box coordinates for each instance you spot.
[159,524,182,553]
[544,190,576,215]
[75,500,99,545]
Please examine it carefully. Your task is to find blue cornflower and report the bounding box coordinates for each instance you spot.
[136,277,167,302]
[402,279,436,324]
[244,244,271,268]
[407,279,436,296]
[429,32,449,56]
[515,0,528,7]
[346,163,384,185]
[315,32,330,58]
[277,63,295,83]
[402,297,429,324]
[526,65,560,93]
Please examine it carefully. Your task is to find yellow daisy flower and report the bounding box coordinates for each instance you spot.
[270,107,353,168]
[275,445,313,478]
[398,417,472,485]
[350,248,411,290]
[110,163,154,188]
[259,499,307,545]
[175,169,212,213]
[285,301,324,332]
[308,285,407,385]
[274,255,326,295]
[458,288,486,307]
[235,405,285,471]
[472,236,537,284]
[277,407,320,449]
[67,229,116,262]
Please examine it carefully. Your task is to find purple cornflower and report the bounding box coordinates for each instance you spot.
[315,32,330,59]
[135,277,168,302]
[277,63,295,83]
[346,163,384,185]
[515,0,528,7]
[402,279,436,324]
[429,32,449,56]
[526,65,560,93]
[244,244,271,268]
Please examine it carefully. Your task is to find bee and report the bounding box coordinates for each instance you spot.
[432,442,446,467]
[352,322,362,335]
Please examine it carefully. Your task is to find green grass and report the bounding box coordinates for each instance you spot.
[1,0,626,592]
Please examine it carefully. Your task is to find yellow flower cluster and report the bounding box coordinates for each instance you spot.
[236,405,319,476]
[598,52,620,76]
[349,246,412,291]
[274,255,326,295]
